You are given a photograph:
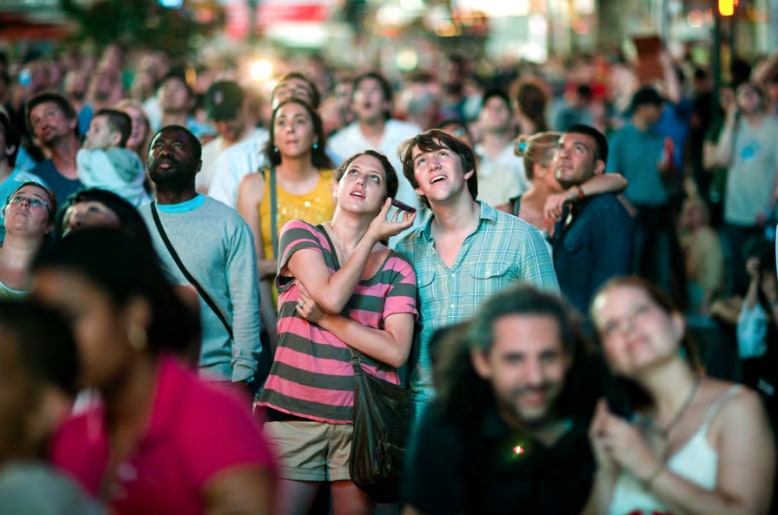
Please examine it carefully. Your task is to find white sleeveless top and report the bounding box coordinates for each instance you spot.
[608,385,741,515]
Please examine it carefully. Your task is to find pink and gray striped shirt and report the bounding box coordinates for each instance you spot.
[257,220,418,424]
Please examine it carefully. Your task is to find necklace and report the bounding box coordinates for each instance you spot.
[649,376,701,439]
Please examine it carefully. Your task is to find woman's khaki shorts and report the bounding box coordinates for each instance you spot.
[264,420,353,482]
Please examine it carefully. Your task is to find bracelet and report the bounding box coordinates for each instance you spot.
[573,184,585,201]
[641,464,665,491]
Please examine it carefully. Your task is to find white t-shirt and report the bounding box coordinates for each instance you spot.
[197,127,268,193]
[474,143,527,206]
[207,131,270,208]
[327,119,422,245]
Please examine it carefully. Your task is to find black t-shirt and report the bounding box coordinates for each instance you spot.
[402,399,595,515]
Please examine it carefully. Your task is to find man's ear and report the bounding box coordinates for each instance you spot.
[594,159,605,176]
[110,131,122,147]
[470,348,492,380]
[464,168,475,181]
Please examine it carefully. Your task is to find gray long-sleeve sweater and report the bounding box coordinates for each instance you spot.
[140,195,261,382]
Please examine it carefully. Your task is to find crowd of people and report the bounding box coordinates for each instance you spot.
[0,39,776,514]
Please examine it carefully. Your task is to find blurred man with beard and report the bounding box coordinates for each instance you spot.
[402,285,597,515]
[140,125,261,393]
[26,91,83,206]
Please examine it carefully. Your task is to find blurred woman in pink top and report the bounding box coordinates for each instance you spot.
[32,227,277,515]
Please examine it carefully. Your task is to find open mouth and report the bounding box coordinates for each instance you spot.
[350,190,365,198]
[430,175,446,184]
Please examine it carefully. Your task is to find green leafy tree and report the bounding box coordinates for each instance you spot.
[59,0,223,58]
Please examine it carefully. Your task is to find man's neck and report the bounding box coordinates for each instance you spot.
[631,115,651,131]
[430,195,480,235]
[161,111,188,128]
[358,118,386,143]
[155,187,197,205]
[501,408,572,447]
[743,111,765,127]
[0,160,13,181]
[49,136,80,179]
[480,131,512,159]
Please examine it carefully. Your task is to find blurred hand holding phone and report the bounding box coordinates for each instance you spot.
[390,198,416,213]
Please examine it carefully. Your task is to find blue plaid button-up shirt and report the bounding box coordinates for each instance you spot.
[396,201,559,405]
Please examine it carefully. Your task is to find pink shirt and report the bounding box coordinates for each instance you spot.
[51,355,276,514]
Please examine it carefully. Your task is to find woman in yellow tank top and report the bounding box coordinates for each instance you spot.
[237,98,335,346]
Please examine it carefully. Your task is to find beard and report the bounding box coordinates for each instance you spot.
[498,382,562,429]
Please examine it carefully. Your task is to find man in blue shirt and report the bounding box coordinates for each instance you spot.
[25,91,84,207]
[396,129,558,418]
[551,124,633,320]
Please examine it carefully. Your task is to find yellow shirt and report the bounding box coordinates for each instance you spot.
[259,168,336,261]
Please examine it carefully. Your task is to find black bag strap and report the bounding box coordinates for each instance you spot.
[150,201,234,339]
[268,165,279,259]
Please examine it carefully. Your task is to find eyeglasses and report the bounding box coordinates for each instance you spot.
[7,194,49,209]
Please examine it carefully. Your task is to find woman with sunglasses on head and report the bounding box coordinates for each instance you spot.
[584,276,775,515]
[237,97,336,348]
[0,182,57,299]
[256,150,416,515]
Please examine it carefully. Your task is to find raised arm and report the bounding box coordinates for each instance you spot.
[544,173,628,221]
[714,104,739,168]
[284,200,414,314]
[236,173,277,280]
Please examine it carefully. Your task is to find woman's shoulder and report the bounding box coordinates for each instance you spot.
[280,218,320,237]
[699,378,766,433]
[238,170,267,194]
[386,247,416,272]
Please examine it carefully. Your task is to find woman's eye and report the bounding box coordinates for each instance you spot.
[369,175,380,183]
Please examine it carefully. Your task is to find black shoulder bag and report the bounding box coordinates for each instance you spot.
[316,224,412,502]
[150,201,233,339]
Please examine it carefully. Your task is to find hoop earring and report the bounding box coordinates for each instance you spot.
[313,142,319,150]
[273,146,279,154]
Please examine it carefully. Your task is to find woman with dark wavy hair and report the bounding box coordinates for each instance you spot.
[257,150,416,514]
[237,97,336,346]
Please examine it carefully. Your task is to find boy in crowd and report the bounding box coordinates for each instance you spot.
[76,108,150,206]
